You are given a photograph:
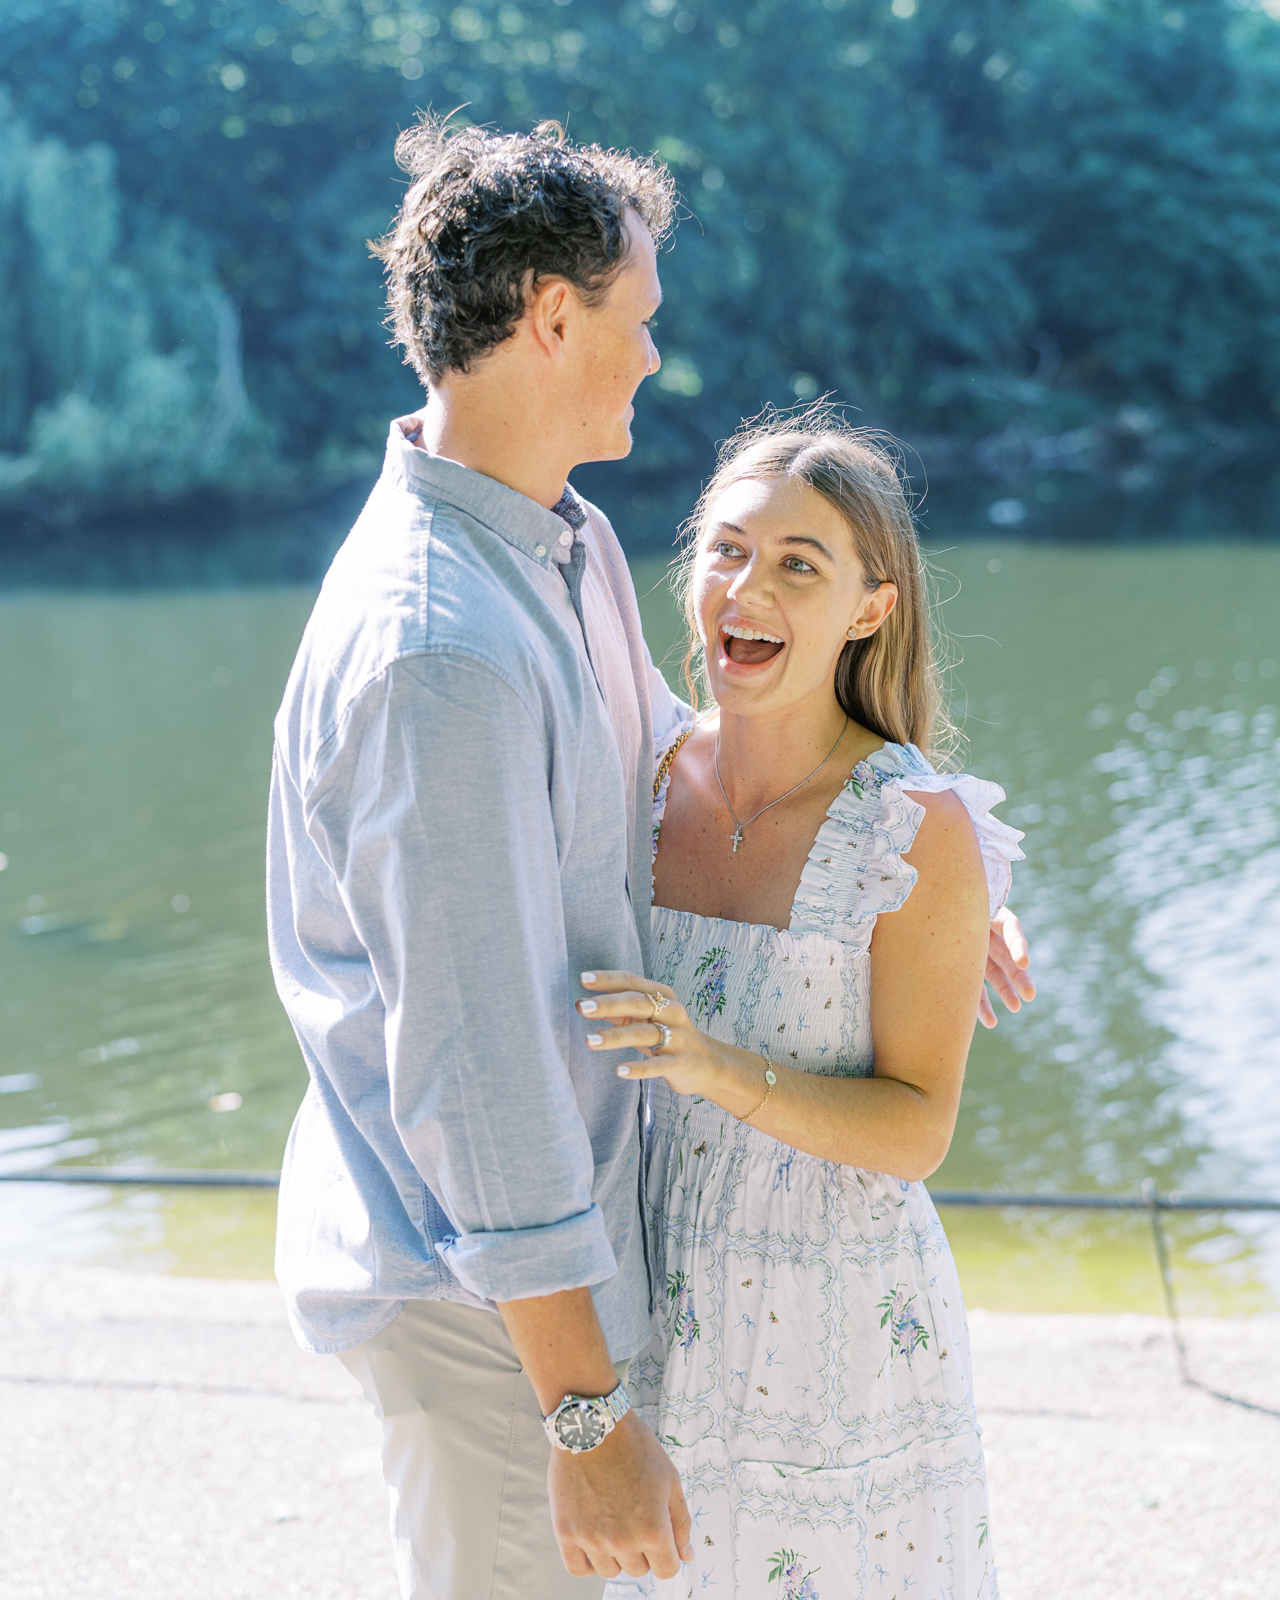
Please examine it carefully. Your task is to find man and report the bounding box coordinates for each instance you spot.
[267,117,1034,1600]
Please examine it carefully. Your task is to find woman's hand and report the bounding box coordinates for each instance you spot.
[577,971,731,1099]
[979,907,1037,1029]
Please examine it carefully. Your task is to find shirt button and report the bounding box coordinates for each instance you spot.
[558,530,573,545]
[534,543,547,558]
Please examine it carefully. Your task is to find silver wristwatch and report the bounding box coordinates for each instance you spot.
[542,1384,631,1453]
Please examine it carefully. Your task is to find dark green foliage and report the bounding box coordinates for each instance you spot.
[996,0,1280,418]
[1,0,1279,510]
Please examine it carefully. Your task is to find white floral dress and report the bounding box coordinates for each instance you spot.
[632,738,1023,1600]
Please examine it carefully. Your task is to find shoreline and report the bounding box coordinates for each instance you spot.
[1,430,1278,582]
[2,1266,1276,1599]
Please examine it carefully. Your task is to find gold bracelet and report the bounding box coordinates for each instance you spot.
[739,1056,778,1123]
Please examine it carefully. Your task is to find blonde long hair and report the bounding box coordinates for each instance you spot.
[677,407,958,767]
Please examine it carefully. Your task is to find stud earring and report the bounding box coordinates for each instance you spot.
[846,628,859,641]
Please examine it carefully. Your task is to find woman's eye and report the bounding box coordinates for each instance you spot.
[784,557,816,573]
[713,541,743,558]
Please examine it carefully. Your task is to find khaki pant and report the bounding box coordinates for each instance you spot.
[337,1297,641,1600]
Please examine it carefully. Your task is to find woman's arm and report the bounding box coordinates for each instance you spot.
[579,791,990,1182]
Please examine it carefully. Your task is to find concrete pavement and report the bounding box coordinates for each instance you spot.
[1,1268,1276,1599]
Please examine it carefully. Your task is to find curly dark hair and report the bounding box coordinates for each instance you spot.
[371,115,676,385]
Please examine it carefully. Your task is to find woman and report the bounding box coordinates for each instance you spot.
[577,415,1023,1598]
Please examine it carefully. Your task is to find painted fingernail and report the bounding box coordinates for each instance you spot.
[586,1033,603,1047]
[581,972,597,985]
[616,1064,631,1077]
[579,999,598,1014]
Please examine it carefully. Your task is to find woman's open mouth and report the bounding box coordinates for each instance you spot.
[720,621,785,667]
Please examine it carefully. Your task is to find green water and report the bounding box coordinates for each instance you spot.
[1,540,1278,1311]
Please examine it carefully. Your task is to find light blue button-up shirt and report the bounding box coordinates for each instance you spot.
[268,424,686,1357]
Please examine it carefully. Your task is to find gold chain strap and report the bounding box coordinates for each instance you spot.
[653,727,695,802]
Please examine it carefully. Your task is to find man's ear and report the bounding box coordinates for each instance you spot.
[527,277,573,362]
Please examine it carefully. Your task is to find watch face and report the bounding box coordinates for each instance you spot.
[555,1401,607,1452]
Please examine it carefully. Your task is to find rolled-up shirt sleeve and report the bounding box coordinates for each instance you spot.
[305,651,616,1305]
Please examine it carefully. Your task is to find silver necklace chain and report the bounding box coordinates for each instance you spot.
[714,717,849,855]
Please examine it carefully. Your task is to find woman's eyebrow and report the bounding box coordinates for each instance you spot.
[779,534,834,561]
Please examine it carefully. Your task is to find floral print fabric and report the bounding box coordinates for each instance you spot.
[632,741,1023,1599]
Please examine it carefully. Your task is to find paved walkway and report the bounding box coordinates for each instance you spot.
[1,1268,1276,1599]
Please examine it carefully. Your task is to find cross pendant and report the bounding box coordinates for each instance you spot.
[730,825,744,854]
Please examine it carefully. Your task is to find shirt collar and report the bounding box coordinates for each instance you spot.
[551,487,586,530]
[385,418,581,569]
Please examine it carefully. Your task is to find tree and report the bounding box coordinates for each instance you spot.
[2,0,1278,515]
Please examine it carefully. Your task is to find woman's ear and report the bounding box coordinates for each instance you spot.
[850,582,898,640]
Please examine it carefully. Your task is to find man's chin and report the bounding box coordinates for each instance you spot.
[580,424,634,466]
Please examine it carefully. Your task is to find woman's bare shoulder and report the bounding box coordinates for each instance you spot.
[899,789,987,904]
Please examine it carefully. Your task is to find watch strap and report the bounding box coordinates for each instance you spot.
[601,1382,631,1428]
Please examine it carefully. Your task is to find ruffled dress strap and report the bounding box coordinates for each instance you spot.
[790,741,1024,945]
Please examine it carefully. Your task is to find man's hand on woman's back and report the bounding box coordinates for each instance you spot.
[980,906,1037,1028]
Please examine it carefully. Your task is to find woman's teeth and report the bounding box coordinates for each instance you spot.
[722,623,783,644]
[721,623,785,665]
